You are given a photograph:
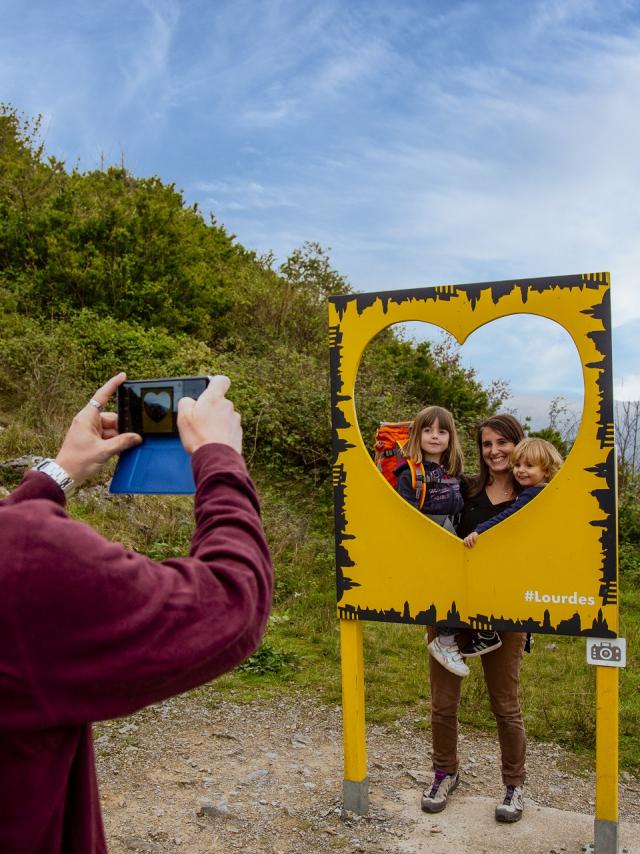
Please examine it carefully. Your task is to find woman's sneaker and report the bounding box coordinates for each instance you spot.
[421,770,459,813]
[495,784,524,822]
[427,637,470,677]
[460,631,502,657]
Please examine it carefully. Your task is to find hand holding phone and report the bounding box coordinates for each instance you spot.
[55,373,143,488]
[112,374,240,494]
[177,375,242,455]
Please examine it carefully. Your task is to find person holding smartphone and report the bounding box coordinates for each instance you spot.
[0,373,273,853]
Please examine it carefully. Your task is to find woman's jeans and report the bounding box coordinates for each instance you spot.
[428,629,527,786]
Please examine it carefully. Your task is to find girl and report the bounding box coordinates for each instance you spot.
[395,405,468,677]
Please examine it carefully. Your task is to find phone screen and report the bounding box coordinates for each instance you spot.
[118,377,209,437]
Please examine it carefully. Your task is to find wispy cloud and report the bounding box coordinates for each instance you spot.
[118,0,180,108]
[194,178,300,212]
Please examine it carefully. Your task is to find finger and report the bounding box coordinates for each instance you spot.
[102,432,142,458]
[100,412,118,429]
[202,375,230,401]
[89,372,128,410]
[178,396,196,415]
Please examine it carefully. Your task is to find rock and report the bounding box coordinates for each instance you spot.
[118,723,138,735]
[0,455,43,474]
[242,769,269,784]
[196,798,235,819]
[124,838,162,853]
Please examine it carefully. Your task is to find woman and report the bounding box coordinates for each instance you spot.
[421,414,528,824]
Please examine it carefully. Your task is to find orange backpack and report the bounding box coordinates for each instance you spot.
[373,421,427,509]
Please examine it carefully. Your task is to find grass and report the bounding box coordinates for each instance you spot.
[209,472,640,772]
[2,442,638,772]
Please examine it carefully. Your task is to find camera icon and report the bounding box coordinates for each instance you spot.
[590,641,622,663]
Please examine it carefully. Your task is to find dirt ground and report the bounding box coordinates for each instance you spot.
[96,693,640,854]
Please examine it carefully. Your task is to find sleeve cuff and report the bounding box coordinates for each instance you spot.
[7,470,68,507]
[192,443,248,481]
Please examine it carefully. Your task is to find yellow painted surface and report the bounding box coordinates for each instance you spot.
[595,665,619,821]
[340,619,367,781]
[330,276,617,636]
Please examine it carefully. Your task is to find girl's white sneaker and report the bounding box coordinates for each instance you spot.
[427,636,470,677]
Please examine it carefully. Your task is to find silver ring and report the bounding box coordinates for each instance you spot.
[89,398,104,411]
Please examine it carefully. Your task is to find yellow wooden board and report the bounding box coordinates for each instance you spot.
[329,274,617,638]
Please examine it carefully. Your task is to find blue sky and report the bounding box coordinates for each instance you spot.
[2,0,639,424]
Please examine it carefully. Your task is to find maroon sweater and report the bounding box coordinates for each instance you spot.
[0,444,273,853]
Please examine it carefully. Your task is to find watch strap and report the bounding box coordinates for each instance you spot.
[32,458,76,498]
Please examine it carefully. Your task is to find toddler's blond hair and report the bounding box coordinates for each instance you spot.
[511,437,563,481]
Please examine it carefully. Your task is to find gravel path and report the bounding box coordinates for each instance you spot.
[96,692,640,853]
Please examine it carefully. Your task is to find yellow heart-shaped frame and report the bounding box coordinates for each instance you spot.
[329,273,617,638]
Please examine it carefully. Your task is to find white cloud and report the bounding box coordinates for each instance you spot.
[615,375,640,401]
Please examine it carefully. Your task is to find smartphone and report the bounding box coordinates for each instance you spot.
[117,376,210,437]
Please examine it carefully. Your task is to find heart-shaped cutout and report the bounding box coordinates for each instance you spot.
[143,391,172,423]
[355,315,584,531]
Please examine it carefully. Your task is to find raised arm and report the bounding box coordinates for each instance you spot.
[2,374,273,728]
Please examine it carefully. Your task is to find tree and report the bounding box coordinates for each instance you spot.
[223,241,351,356]
[529,396,579,457]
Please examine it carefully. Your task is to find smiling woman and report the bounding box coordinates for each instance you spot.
[423,410,530,820]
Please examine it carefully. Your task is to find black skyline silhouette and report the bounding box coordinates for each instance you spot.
[329,273,608,319]
[336,599,616,639]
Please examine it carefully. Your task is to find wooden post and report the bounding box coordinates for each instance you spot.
[594,665,619,852]
[339,618,368,814]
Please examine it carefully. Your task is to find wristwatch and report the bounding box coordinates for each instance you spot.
[32,458,76,498]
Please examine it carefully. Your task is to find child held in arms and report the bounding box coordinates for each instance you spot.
[463,437,563,549]
[458,437,564,657]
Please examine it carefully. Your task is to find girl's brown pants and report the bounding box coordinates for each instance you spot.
[428,629,527,786]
